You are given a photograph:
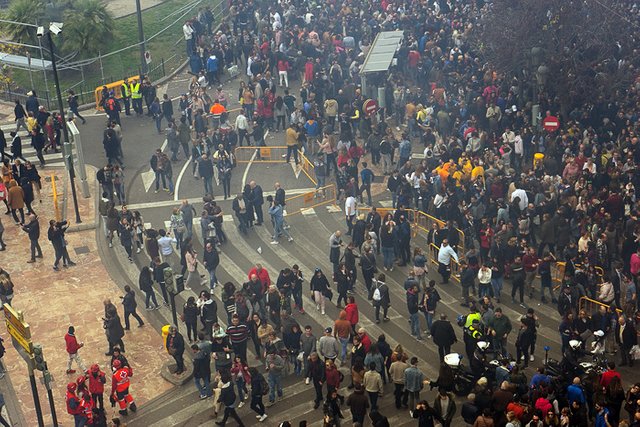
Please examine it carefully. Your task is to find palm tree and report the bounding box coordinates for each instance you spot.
[62,0,114,58]
[1,0,45,44]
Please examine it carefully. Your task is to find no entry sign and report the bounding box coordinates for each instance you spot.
[543,116,560,132]
[363,98,378,115]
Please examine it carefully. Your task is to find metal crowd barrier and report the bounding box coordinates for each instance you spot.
[284,184,337,216]
[234,146,293,163]
[578,296,622,316]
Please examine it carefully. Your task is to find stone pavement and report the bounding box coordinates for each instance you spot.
[0,167,172,426]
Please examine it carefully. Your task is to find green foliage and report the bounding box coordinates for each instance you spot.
[62,0,115,58]
[2,0,45,44]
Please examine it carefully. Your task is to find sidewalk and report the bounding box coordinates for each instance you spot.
[0,167,172,425]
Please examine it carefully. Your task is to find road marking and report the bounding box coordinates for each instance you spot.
[143,139,168,192]
[174,156,192,201]
[241,147,258,188]
[301,208,316,216]
[326,204,342,213]
[125,198,201,210]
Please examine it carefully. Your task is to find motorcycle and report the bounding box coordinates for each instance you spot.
[444,352,477,396]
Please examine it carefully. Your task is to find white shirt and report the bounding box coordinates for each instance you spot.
[510,188,528,211]
[345,196,356,217]
[437,244,458,265]
[183,23,194,40]
[235,114,248,130]
[158,236,176,256]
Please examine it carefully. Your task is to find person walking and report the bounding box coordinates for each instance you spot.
[307,351,326,409]
[64,326,87,375]
[311,268,330,315]
[192,343,212,399]
[389,352,409,409]
[8,179,25,225]
[372,273,390,324]
[431,313,458,362]
[166,325,186,375]
[67,90,86,124]
[121,285,144,330]
[138,266,159,310]
[248,366,268,421]
[404,357,426,410]
[22,213,42,262]
[437,239,458,284]
[203,241,220,291]
[104,306,125,355]
[215,372,246,427]
[362,362,383,412]
[407,284,423,340]
[265,348,285,407]
[433,388,457,427]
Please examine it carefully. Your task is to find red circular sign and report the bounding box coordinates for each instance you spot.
[542,116,560,132]
[363,99,378,115]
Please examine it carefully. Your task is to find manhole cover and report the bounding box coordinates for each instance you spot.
[74,246,90,255]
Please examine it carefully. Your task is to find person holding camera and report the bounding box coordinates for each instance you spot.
[48,219,76,271]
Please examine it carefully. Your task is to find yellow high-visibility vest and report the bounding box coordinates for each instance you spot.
[130,82,142,99]
[121,83,131,98]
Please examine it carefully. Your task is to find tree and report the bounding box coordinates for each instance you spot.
[62,0,114,59]
[474,0,636,118]
[1,0,45,44]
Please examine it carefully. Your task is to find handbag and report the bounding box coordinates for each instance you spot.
[296,351,305,362]
[323,288,333,301]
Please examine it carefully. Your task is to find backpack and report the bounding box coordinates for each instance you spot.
[260,374,269,396]
[372,281,382,301]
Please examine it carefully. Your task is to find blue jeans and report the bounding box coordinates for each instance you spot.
[194,376,212,397]
[236,377,248,401]
[208,268,218,289]
[203,176,213,196]
[155,171,167,190]
[410,312,421,339]
[478,284,491,298]
[491,277,503,300]
[144,290,158,308]
[268,373,283,402]
[382,246,395,269]
[423,311,434,332]
[166,175,175,193]
[338,336,349,362]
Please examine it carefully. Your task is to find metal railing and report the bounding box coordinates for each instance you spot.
[284,184,337,217]
[578,296,622,316]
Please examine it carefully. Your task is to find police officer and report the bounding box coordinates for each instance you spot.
[121,78,131,116]
[130,79,143,116]
[463,318,483,362]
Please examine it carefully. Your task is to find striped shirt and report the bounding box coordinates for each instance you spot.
[226,324,249,344]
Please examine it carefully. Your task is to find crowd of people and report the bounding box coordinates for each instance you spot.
[1,0,639,424]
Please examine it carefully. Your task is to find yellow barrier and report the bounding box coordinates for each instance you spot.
[578,296,622,316]
[284,184,337,216]
[51,173,60,222]
[299,152,316,185]
[429,243,461,283]
[94,75,141,111]
[234,146,291,163]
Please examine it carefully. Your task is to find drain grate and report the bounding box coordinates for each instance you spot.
[74,246,90,255]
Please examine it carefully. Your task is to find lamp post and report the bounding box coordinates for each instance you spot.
[38,23,82,224]
[136,0,148,75]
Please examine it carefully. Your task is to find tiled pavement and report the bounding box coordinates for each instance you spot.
[0,167,172,426]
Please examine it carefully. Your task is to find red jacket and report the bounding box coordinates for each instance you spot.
[522,254,539,273]
[360,333,372,353]
[345,303,359,326]
[325,367,341,389]
[88,371,106,394]
[66,391,83,415]
[112,367,132,393]
[65,333,81,355]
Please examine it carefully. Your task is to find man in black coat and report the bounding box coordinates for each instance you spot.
[616,315,637,366]
[166,325,186,375]
[430,313,457,361]
[191,344,212,398]
[22,214,42,262]
[249,180,264,225]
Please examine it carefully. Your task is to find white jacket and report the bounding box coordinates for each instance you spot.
[477,268,492,285]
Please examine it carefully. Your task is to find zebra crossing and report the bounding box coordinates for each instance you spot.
[4,129,72,169]
[122,201,569,426]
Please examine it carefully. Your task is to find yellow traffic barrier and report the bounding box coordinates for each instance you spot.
[284,184,337,216]
[94,75,141,111]
[578,296,622,316]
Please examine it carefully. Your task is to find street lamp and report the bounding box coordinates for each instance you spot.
[37,22,82,224]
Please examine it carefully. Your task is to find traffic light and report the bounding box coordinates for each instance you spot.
[32,344,46,371]
[163,267,174,294]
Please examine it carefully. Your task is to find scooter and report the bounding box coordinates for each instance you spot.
[444,352,477,396]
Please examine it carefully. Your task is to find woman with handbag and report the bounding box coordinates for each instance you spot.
[334,262,351,308]
[184,242,201,291]
[311,268,330,315]
[170,207,186,251]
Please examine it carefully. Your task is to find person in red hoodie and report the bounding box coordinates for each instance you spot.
[87,364,106,410]
[357,328,372,353]
[345,296,359,336]
[64,326,87,375]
